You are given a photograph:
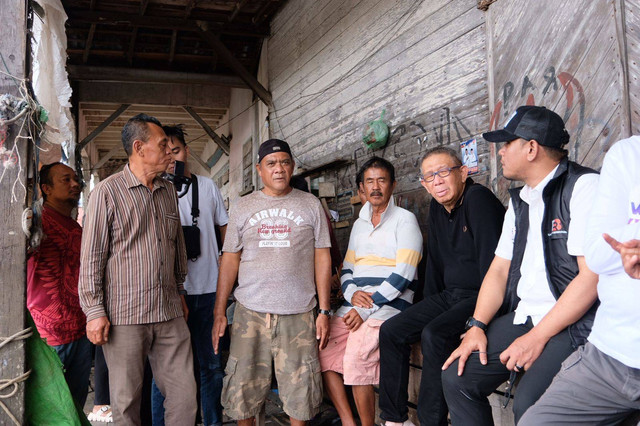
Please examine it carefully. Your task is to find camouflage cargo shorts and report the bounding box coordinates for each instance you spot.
[221,303,322,421]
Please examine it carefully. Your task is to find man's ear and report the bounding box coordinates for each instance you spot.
[41,183,52,198]
[527,139,540,161]
[133,139,144,156]
[460,165,469,181]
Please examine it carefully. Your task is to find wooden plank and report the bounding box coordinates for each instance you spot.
[189,150,211,173]
[77,104,130,149]
[197,28,273,108]
[0,0,27,422]
[271,2,483,137]
[77,81,231,108]
[183,106,230,155]
[93,144,123,169]
[66,9,270,38]
[82,24,96,63]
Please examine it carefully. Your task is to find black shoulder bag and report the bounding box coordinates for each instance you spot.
[182,175,201,261]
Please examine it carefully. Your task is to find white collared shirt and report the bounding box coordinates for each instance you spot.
[495,165,598,325]
[584,136,640,368]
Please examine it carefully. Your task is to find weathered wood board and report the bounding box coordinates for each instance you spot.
[0,0,28,423]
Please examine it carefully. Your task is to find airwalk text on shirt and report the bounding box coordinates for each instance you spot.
[249,208,304,247]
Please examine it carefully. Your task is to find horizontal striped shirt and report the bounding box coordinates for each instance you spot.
[338,196,423,321]
[79,165,187,325]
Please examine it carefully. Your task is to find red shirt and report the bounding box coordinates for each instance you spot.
[27,206,85,346]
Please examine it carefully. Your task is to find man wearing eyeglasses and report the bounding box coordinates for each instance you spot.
[212,139,332,426]
[378,147,505,426]
[441,106,600,425]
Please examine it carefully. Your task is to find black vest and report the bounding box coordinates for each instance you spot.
[502,158,599,347]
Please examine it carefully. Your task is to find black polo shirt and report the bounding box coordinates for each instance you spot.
[424,178,505,296]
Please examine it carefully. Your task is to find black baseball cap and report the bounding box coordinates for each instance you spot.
[483,106,570,148]
[257,139,292,163]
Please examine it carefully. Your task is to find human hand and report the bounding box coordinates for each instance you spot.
[316,314,330,350]
[351,291,374,308]
[86,316,111,346]
[499,330,548,372]
[343,308,364,332]
[212,315,227,355]
[604,234,640,279]
[442,327,487,376]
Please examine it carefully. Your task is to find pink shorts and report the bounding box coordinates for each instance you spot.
[319,316,384,386]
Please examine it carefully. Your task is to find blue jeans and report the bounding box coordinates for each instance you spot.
[53,335,92,409]
[152,293,223,426]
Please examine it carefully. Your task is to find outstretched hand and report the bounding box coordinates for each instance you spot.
[603,234,640,279]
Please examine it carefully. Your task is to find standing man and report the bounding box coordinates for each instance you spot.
[151,124,229,426]
[27,162,91,408]
[519,136,640,425]
[320,157,423,426]
[212,139,332,426]
[79,114,197,425]
[378,147,505,426]
[441,105,600,424]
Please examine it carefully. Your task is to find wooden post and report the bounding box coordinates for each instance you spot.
[0,0,28,424]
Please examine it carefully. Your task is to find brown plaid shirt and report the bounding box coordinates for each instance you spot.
[79,165,187,325]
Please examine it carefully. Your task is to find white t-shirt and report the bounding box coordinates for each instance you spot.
[495,166,599,325]
[584,136,640,368]
[177,174,229,295]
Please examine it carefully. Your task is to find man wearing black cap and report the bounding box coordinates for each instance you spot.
[212,139,332,426]
[441,106,600,424]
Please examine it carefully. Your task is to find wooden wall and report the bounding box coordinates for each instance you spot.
[268,0,491,247]
[266,0,635,424]
[486,0,629,201]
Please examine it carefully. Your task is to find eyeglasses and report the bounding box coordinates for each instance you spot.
[419,166,461,183]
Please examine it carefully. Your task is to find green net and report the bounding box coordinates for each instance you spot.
[24,313,91,426]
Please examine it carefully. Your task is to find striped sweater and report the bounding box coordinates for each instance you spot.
[337,196,423,322]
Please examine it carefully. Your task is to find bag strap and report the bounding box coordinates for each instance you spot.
[191,175,199,226]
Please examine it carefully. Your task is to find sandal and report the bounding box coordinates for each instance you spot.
[87,405,113,423]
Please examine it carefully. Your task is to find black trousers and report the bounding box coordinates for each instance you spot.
[94,345,110,405]
[378,289,478,426]
[441,312,575,426]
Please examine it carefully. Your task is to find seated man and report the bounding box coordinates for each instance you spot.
[441,106,600,424]
[319,157,423,426]
[519,136,640,424]
[378,147,505,426]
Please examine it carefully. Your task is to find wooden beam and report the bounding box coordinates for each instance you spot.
[83,24,96,63]
[189,150,211,173]
[169,30,178,63]
[196,27,273,108]
[94,144,123,169]
[184,0,198,18]
[68,65,246,88]
[183,106,230,155]
[253,0,277,25]
[229,0,250,22]
[127,0,150,65]
[78,104,130,150]
[0,0,28,423]
[66,10,270,38]
[83,0,98,63]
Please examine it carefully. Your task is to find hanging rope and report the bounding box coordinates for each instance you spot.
[0,327,33,426]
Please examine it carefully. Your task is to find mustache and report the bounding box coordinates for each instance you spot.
[369,190,383,197]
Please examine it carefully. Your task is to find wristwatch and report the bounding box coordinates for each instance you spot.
[318,309,333,317]
[465,316,487,332]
